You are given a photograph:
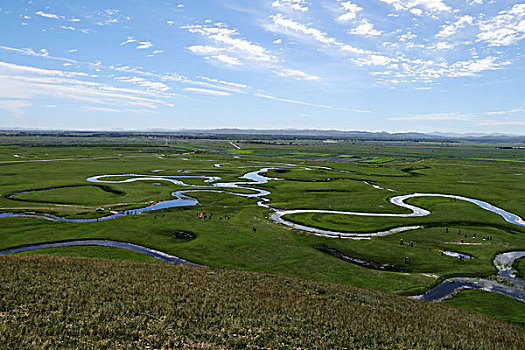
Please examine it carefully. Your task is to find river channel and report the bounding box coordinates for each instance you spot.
[1,165,524,301]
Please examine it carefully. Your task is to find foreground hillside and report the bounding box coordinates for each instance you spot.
[0,256,522,349]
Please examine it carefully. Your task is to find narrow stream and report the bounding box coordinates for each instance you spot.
[0,240,202,266]
[412,251,525,302]
[1,165,524,302]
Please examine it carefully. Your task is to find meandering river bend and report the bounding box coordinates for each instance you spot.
[1,165,524,301]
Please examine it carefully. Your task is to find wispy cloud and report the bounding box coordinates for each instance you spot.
[182,23,276,63]
[184,87,232,96]
[350,21,382,36]
[0,45,77,64]
[254,93,370,112]
[477,4,525,46]
[273,68,320,80]
[485,109,525,115]
[120,37,137,45]
[378,0,451,13]
[337,1,362,21]
[477,120,525,126]
[436,15,473,38]
[136,41,153,50]
[272,0,308,12]
[60,25,91,34]
[0,61,175,110]
[389,113,473,121]
[35,11,61,20]
[183,21,320,81]
[0,99,32,115]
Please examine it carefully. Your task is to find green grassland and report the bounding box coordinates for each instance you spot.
[0,255,522,349]
[516,257,525,279]
[17,245,161,262]
[0,135,524,330]
[443,289,525,324]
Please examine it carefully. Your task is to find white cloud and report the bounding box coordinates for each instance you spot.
[274,68,320,80]
[136,41,153,49]
[184,87,231,96]
[93,9,128,26]
[272,0,308,12]
[60,25,91,34]
[273,38,282,44]
[199,76,248,89]
[0,61,88,78]
[120,37,136,45]
[0,99,32,115]
[378,0,451,13]
[187,45,223,55]
[485,108,525,115]
[448,56,510,77]
[35,11,60,19]
[390,113,473,121]
[352,55,394,66]
[399,32,417,41]
[0,61,174,110]
[182,23,276,62]
[254,93,370,112]
[183,21,319,81]
[0,45,78,64]
[350,21,382,36]
[436,15,473,38]
[337,1,363,22]
[270,14,336,45]
[268,14,371,55]
[410,8,423,16]
[115,76,170,91]
[433,41,455,50]
[477,120,525,126]
[211,54,243,66]
[82,106,123,113]
[477,4,525,46]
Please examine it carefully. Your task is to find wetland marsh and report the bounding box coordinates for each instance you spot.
[0,135,523,325]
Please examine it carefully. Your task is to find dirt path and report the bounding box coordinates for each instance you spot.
[229,141,241,150]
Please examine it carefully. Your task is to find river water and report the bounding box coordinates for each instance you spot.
[1,164,524,301]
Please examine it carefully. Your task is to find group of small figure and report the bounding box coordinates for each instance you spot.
[400,239,414,264]
[399,239,414,247]
[197,212,231,221]
[446,228,489,242]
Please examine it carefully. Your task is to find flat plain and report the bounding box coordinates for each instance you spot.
[0,133,523,348]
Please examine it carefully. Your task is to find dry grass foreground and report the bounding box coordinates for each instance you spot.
[0,255,522,349]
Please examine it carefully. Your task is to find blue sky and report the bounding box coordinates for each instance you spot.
[0,0,524,134]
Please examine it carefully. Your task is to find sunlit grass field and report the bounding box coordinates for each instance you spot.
[0,255,522,349]
[0,134,524,335]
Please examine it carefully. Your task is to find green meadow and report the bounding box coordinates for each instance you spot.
[0,134,524,336]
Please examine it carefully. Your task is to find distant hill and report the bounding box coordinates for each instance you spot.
[1,128,525,143]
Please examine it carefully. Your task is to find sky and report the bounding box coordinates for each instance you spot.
[0,0,524,134]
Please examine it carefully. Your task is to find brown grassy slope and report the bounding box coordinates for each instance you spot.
[0,255,522,349]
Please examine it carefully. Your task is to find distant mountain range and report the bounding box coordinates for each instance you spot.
[1,127,524,143]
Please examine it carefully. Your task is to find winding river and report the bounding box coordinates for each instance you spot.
[413,251,525,302]
[1,164,524,301]
[2,167,524,232]
[0,240,201,266]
